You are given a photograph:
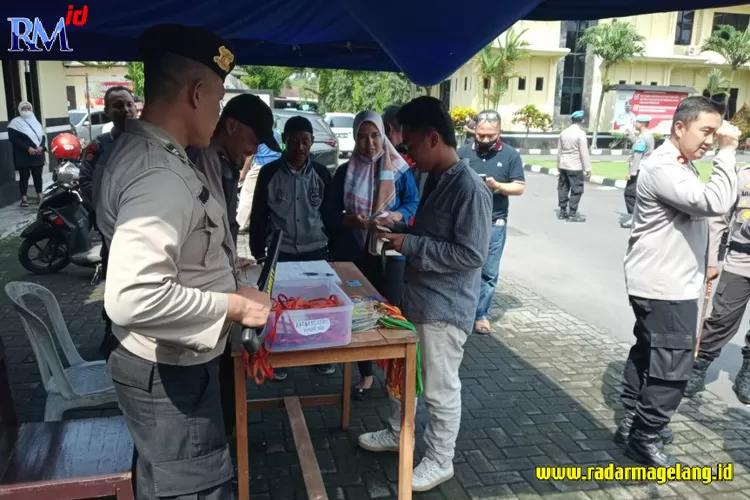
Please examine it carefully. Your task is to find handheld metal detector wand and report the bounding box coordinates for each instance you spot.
[241,230,283,354]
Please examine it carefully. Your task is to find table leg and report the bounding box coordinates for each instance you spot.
[398,344,417,500]
[341,362,352,430]
[233,356,250,500]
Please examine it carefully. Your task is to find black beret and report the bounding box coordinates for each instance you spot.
[137,24,236,81]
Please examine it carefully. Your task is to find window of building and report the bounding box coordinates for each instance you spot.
[560,20,592,115]
[619,80,626,85]
[635,81,642,85]
[713,12,750,32]
[650,81,658,86]
[464,77,468,91]
[483,78,490,90]
[535,77,544,91]
[518,77,526,91]
[674,11,694,46]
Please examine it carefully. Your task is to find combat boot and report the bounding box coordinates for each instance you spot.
[733,354,750,405]
[625,428,683,467]
[683,356,713,398]
[614,412,673,447]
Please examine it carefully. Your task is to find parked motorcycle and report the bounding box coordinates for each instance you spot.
[18,133,103,279]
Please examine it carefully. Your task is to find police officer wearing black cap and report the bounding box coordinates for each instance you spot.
[96,24,273,499]
[188,92,281,439]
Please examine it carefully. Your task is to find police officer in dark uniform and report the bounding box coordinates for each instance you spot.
[78,86,137,359]
[96,24,273,500]
[79,86,137,205]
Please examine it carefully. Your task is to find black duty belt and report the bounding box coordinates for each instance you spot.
[729,241,750,255]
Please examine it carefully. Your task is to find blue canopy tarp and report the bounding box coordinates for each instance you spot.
[3,0,747,86]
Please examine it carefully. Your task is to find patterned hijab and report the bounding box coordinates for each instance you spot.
[343,110,410,254]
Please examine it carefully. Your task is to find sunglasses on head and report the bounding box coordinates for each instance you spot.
[476,111,500,123]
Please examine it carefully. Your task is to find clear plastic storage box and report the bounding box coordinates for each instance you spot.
[262,280,354,352]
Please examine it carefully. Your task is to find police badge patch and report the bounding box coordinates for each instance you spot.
[84,143,98,163]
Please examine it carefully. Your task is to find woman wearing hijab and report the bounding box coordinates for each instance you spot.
[324,110,420,400]
[8,101,47,207]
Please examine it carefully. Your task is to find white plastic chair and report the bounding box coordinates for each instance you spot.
[4,281,117,421]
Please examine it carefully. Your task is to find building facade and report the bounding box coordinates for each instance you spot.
[442,5,750,133]
[1,61,70,208]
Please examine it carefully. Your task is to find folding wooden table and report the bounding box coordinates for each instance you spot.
[231,262,418,500]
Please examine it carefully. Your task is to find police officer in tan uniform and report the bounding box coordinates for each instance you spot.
[96,25,272,499]
[684,164,750,405]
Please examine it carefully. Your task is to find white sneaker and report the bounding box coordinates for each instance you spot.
[412,456,454,492]
[357,429,399,452]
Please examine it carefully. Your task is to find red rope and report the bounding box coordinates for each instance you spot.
[243,294,343,384]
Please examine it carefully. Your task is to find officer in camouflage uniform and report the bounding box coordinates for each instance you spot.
[684,164,750,405]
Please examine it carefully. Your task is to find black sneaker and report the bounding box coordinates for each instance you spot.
[567,213,586,223]
[557,209,568,220]
[316,364,336,375]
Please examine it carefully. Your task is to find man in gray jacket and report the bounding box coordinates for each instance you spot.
[358,96,492,492]
[621,115,655,229]
[618,96,738,468]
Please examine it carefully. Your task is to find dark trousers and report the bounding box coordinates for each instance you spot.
[18,165,43,197]
[624,174,638,215]
[355,253,406,378]
[557,169,585,213]
[108,343,234,500]
[699,270,750,359]
[621,296,698,432]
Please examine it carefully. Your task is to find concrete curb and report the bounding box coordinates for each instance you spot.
[524,164,628,190]
[518,148,716,157]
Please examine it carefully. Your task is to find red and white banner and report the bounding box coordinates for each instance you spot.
[613,90,689,134]
[85,80,134,107]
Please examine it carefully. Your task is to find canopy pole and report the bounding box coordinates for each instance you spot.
[85,73,92,141]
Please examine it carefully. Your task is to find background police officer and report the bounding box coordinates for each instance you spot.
[619,96,737,467]
[556,110,591,222]
[684,162,750,405]
[96,25,272,499]
[621,115,655,229]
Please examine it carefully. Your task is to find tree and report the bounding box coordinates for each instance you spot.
[239,66,296,94]
[577,21,645,147]
[313,70,411,113]
[124,62,144,97]
[512,104,552,147]
[475,28,530,110]
[701,25,750,116]
[703,68,730,99]
[701,25,750,89]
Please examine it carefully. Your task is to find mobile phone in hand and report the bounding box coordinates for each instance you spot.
[478,173,487,180]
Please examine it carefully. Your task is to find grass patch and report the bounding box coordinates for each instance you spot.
[531,160,714,182]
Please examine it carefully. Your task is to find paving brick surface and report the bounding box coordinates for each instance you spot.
[1,233,749,499]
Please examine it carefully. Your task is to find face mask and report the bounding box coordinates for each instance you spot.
[476,139,498,151]
[20,110,33,119]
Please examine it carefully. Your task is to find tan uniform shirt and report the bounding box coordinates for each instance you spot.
[710,165,750,278]
[96,120,238,366]
[624,141,736,301]
[556,124,591,172]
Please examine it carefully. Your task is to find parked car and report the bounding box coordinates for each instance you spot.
[68,109,111,146]
[273,110,339,172]
[324,112,355,157]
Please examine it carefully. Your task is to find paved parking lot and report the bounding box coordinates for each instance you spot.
[1,234,749,499]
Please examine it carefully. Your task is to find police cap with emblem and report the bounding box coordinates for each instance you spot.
[222,94,282,152]
[571,110,585,120]
[636,115,651,123]
[137,24,236,81]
